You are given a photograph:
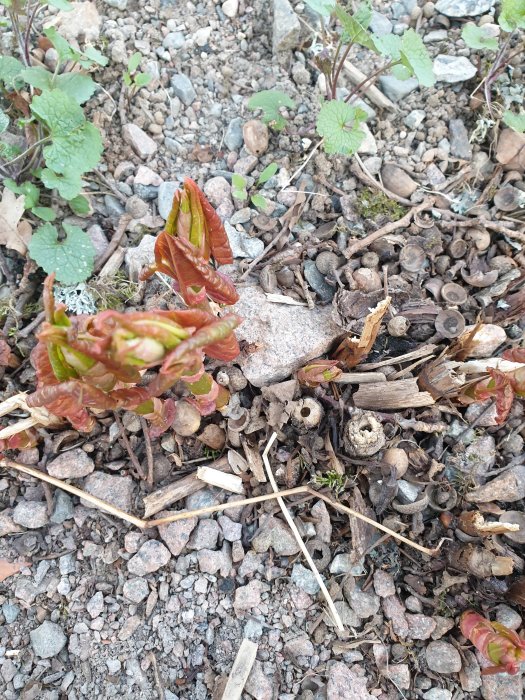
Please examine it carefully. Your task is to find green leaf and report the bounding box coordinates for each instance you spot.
[19,67,53,91]
[44,27,75,63]
[503,111,525,133]
[334,4,376,51]
[30,90,103,175]
[250,193,268,209]
[4,179,40,209]
[123,73,132,87]
[499,0,525,31]
[81,46,108,67]
[31,206,57,222]
[40,168,83,200]
[0,141,20,160]
[55,73,97,104]
[69,194,90,216]
[373,33,402,60]
[399,29,435,87]
[316,100,367,155]
[247,90,295,130]
[232,173,247,190]
[0,56,23,88]
[47,0,73,10]
[304,0,336,16]
[461,23,499,50]
[128,51,142,73]
[28,222,95,284]
[133,72,152,88]
[391,64,413,80]
[257,162,278,185]
[0,110,9,134]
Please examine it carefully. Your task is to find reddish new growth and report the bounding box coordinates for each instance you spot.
[1,178,241,448]
[459,348,525,424]
[460,610,525,676]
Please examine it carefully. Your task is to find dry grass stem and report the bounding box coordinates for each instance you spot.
[196,466,244,494]
[220,639,258,700]
[263,433,345,633]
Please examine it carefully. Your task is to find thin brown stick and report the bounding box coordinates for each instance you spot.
[93,214,131,273]
[2,459,442,556]
[140,417,155,488]
[1,459,146,528]
[148,652,165,700]
[440,217,525,244]
[344,198,436,259]
[263,433,345,632]
[114,412,147,481]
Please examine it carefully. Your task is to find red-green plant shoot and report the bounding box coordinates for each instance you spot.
[141,177,239,307]
[25,275,241,437]
[460,610,525,676]
[297,360,342,387]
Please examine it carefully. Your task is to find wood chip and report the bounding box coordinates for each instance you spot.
[196,466,244,494]
[353,378,435,410]
[221,639,258,700]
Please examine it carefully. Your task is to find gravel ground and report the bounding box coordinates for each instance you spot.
[1,0,525,698]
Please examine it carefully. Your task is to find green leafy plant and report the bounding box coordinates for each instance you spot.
[250,1,435,157]
[123,52,152,97]
[231,163,279,210]
[312,470,347,496]
[247,91,295,131]
[462,0,525,133]
[0,0,106,282]
[28,222,96,285]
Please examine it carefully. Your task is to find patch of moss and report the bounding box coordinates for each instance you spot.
[355,187,407,220]
[89,272,139,310]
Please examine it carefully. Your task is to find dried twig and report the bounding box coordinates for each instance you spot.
[139,417,155,488]
[93,214,131,274]
[114,412,147,481]
[344,198,436,259]
[440,217,525,244]
[2,459,442,557]
[343,62,396,111]
[221,639,258,700]
[263,432,344,632]
[196,466,244,494]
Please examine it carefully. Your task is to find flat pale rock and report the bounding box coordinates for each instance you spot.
[122,124,158,159]
[127,540,171,575]
[47,449,95,479]
[435,0,493,17]
[273,0,301,54]
[327,662,375,700]
[47,2,101,42]
[381,163,417,198]
[433,55,477,83]
[233,285,341,387]
[496,129,525,172]
[466,465,525,503]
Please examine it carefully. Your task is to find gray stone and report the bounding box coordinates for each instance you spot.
[170,73,196,106]
[87,224,109,259]
[234,580,264,612]
[347,587,380,618]
[245,660,275,700]
[283,635,315,664]
[383,595,409,638]
[435,0,493,17]
[230,207,252,225]
[494,604,522,630]
[273,0,301,54]
[312,500,332,543]
[86,591,104,619]
[106,658,122,674]
[397,480,420,504]
[224,117,244,151]
[123,578,149,603]
[378,75,419,102]
[82,473,134,512]
[357,123,378,156]
[433,55,477,83]
[327,662,375,700]
[157,180,180,220]
[188,519,220,550]
[370,11,392,35]
[0,509,22,537]
[218,515,242,542]
[406,613,437,639]
[251,515,300,555]
[196,545,232,575]
[125,194,148,219]
[449,119,472,159]
[30,621,67,658]
[2,603,19,624]
[12,501,48,529]
[244,618,264,639]
[373,569,396,597]
[234,284,341,387]
[122,124,158,158]
[330,553,355,575]
[163,32,185,50]
[103,0,127,9]
[303,260,335,302]
[104,194,124,217]
[225,221,264,259]
[405,109,426,129]
[466,465,525,503]
[424,29,449,43]
[291,563,320,595]
[158,515,197,556]
[480,665,523,700]
[186,488,221,515]
[47,449,95,479]
[127,540,171,575]
[424,690,453,700]
[134,184,158,201]
[203,176,234,219]
[426,641,462,673]
[125,234,156,281]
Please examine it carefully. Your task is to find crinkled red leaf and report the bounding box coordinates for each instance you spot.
[135,397,177,437]
[502,348,525,363]
[461,610,525,676]
[0,429,39,451]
